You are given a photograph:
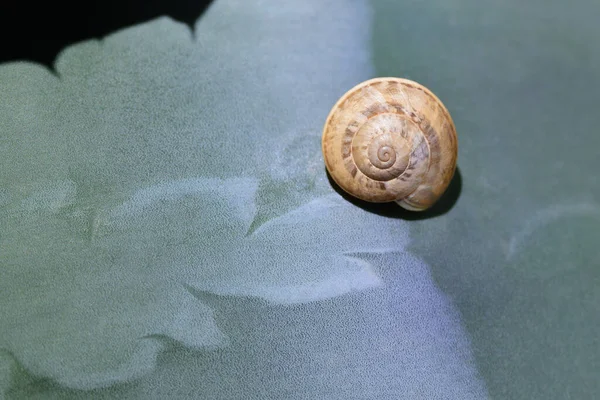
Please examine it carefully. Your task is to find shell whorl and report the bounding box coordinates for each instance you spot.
[322,77,458,211]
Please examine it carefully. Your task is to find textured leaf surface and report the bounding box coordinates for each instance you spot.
[0,0,491,398]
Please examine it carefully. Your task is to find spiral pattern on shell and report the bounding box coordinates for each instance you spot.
[321,77,458,211]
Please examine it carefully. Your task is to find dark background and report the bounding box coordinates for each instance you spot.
[0,0,214,68]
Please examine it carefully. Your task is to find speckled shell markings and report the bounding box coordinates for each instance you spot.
[321,77,458,211]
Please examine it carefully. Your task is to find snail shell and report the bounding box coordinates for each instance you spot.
[321,77,458,211]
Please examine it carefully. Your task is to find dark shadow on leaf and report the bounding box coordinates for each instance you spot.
[326,166,462,220]
[0,0,215,70]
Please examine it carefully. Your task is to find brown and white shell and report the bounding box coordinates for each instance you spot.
[321,77,458,211]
